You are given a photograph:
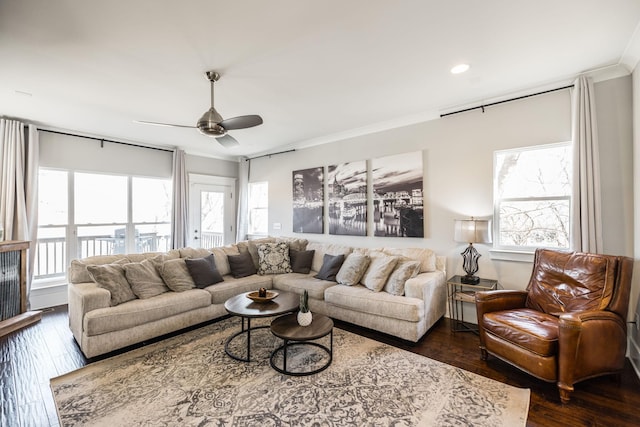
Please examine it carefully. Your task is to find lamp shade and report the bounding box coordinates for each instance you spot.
[454,219,492,244]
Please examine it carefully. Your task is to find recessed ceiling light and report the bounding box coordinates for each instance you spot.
[451,64,470,74]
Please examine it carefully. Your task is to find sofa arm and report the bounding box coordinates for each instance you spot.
[405,272,447,321]
[68,282,111,344]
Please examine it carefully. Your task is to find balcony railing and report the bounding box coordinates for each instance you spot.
[34,231,224,281]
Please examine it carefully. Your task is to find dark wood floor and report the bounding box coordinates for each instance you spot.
[2,306,640,427]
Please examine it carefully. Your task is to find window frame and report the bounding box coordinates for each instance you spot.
[33,168,172,288]
[492,142,572,256]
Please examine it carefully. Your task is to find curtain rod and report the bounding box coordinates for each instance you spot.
[246,149,295,161]
[39,129,174,153]
[440,84,574,118]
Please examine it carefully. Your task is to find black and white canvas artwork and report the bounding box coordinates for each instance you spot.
[372,151,424,237]
[292,167,324,234]
[328,161,367,236]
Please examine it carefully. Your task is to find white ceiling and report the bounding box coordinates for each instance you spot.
[2,1,640,161]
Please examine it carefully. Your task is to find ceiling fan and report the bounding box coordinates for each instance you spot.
[136,71,263,147]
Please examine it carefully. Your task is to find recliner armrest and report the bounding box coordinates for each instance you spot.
[475,289,528,314]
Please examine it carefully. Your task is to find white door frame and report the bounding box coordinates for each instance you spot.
[188,174,236,247]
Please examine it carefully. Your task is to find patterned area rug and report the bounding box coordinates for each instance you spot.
[51,317,529,426]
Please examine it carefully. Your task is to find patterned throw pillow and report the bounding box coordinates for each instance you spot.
[383,260,421,296]
[336,254,371,286]
[257,242,293,275]
[87,264,137,306]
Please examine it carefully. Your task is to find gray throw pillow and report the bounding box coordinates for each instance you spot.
[185,254,224,288]
[87,264,137,306]
[227,252,257,278]
[290,249,315,274]
[314,254,345,282]
[123,259,170,299]
[336,254,371,286]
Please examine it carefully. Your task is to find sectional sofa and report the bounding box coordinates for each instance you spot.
[67,237,447,358]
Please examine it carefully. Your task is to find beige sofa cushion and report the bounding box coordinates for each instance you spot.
[205,275,273,305]
[272,273,336,300]
[336,254,370,286]
[155,258,195,292]
[87,264,137,306]
[123,259,170,299]
[383,260,421,296]
[306,242,353,273]
[383,247,436,273]
[83,289,212,336]
[360,254,399,292]
[324,284,424,322]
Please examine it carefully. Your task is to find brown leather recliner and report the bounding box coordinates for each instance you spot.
[475,248,633,403]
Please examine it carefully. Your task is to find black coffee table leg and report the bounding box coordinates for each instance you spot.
[225,316,268,362]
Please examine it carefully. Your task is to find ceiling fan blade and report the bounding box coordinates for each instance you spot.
[219,115,263,130]
[216,134,240,147]
[134,120,195,129]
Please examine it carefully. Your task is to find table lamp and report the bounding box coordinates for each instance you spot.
[454,218,492,284]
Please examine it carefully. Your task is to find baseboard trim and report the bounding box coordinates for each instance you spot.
[30,283,68,310]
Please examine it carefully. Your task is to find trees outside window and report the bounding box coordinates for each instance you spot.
[494,143,572,250]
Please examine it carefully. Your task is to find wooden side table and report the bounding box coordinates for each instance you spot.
[447,275,498,333]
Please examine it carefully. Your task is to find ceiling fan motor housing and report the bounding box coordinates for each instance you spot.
[197,107,226,136]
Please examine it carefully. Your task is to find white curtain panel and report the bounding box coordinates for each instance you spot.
[0,119,39,302]
[571,76,603,253]
[235,157,250,242]
[171,149,188,249]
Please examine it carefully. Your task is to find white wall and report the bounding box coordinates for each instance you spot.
[250,76,634,320]
[631,68,640,378]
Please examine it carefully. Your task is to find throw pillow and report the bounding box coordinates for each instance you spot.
[361,255,400,292]
[314,254,346,282]
[227,252,257,278]
[156,258,195,292]
[383,260,421,296]
[257,242,292,275]
[123,259,170,299]
[336,254,371,286]
[185,254,224,288]
[87,264,137,306]
[290,249,315,274]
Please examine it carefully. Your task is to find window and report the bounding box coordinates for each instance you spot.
[493,143,572,251]
[34,170,172,286]
[248,182,268,236]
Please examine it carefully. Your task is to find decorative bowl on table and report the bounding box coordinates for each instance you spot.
[246,290,278,303]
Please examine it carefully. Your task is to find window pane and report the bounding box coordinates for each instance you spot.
[135,223,171,253]
[249,182,268,208]
[77,225,126,257]
[249,208,268,234]
[75,173,127,224]
[33,226,66,279]
[498,200,570,248]
[38,170,68,225]
[133,177,172,223]
[496,145,571,199]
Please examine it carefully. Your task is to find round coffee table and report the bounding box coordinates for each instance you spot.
[224,291,298,362]
[269,313,333,376]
